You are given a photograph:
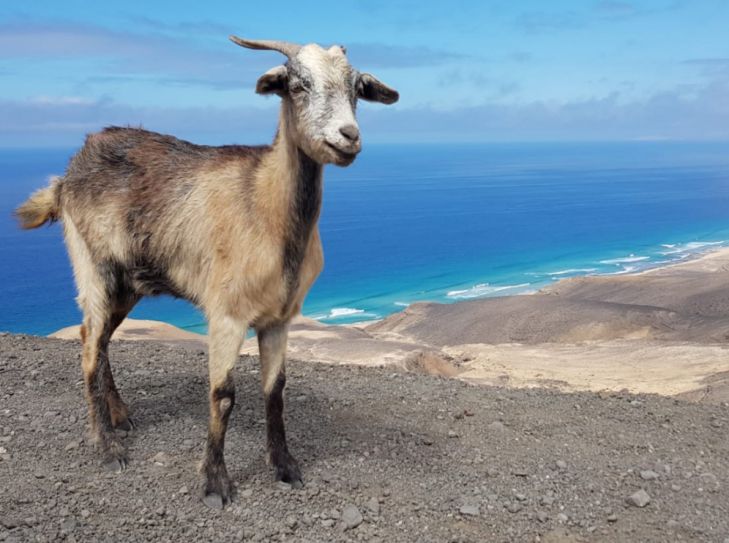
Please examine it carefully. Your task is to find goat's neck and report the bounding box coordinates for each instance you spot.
[265,111,323,237]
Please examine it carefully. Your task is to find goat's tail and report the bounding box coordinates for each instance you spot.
[15,176,63,229]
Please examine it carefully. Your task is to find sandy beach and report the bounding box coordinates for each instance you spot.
[49,247,729,403]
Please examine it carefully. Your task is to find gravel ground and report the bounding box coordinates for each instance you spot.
[1,334,728,542]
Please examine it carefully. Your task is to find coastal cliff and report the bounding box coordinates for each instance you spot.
[51,248,729,403]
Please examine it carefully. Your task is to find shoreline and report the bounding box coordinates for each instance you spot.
[46,245,729,404]
[47,244,729,339]
[315,239,728,327]
[343,243,729,326]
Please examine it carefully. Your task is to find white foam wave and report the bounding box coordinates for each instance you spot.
[312,307,374,321]
[660,241,724,255]
[603,265,638,275]
[599,254,650,265]
[393,301,410,307]
[329,307,365,317]
[447,282,531,299]
[546,268,598,276]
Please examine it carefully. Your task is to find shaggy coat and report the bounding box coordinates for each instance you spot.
[16,37,398,508]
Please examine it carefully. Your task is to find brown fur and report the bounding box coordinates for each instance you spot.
[17,39,398,507]
[15,178,61,229]
[17,117,325,499]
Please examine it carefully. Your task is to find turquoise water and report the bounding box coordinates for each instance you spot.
[2,142,729,335]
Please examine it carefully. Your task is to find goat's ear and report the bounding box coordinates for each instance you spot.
[357,73,399,105]
[256,65,288,96]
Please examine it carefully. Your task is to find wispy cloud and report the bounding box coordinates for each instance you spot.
[515,1,686,34]
[0,97,279,147]
[683,58,729,78]
[347,43,469,69]
[0,20,466,93]
[2,77,727,148]
[125,15,231,36]
[0,20,276,87]
[360,79,729,142]
[514,11,584,34]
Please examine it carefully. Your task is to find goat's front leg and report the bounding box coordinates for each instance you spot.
[201,316,246,508]
[258,322,302,487]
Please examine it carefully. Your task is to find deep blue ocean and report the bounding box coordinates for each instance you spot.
[2,142,729,336]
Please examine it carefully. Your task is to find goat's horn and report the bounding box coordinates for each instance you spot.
[229,36,302,58]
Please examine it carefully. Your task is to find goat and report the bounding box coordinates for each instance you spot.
[16,36,398,508]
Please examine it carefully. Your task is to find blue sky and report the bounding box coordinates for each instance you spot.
[1,0,728,146]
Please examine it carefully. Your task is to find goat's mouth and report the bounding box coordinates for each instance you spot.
[324,142,358,164]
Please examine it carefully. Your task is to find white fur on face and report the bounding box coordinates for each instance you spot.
[287,44,361,164]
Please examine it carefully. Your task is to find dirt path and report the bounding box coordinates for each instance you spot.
[1,334,728,542]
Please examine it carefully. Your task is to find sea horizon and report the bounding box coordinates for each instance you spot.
[2,140,729,336]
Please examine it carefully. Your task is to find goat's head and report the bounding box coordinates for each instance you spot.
[230,36,399,166]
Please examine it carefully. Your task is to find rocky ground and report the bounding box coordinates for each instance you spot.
[1,334,728,542]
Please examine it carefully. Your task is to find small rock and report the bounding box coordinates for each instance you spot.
[626,489,651,508]
[61,518,77,533]
[321,519,335,528]
[285,515,297,529]
[179,485,189,495]
[540,495,555,506]
[151,452,171,466]
[365,497,380,515]
[1,517,20,529]
[459,504,480,517]
[447,430,459,438]
[240,488,254,499]
[555,460,567,470]
[276,481,292,492]
[422,437,434,446]
[341,504,363,530]
[506,502,522,513]
[557,513,569,523]
[64,440,80,451]
[640,470,659,481]
[80,509,90,519]
[537,511,549,523]
[203,494,224,510]
[488,421,505,432]
[607,513,618,523]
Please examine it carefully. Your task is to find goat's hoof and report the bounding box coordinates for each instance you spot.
[273,454,303,488]
[203,470,233,508]
[114,417,135,432]
[202,493,225,510]
[102,455,128,473]
[101,440,128,472]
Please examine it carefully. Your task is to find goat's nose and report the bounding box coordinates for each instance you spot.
[339,124,360,142]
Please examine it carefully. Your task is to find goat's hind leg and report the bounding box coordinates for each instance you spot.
[102,304,138,431]
[69,238,135,470]
[81,307,128,472]
[258,322,302,486]
[201,315,246,508]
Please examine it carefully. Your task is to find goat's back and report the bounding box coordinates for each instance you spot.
[58,126,269,300]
